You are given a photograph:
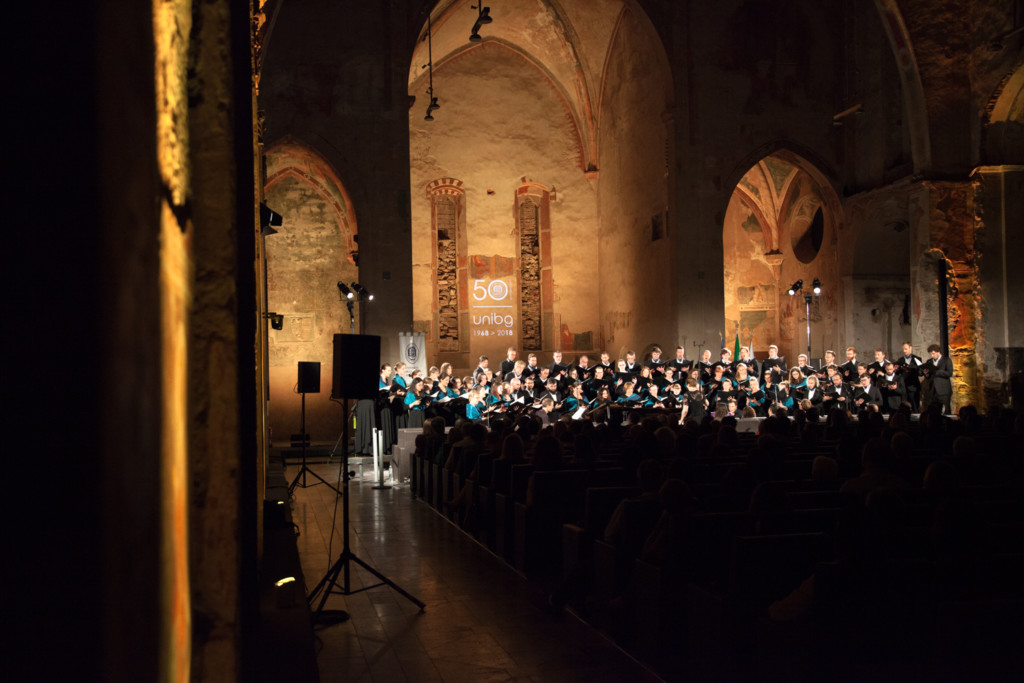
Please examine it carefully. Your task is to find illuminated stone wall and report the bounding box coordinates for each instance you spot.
[264,174,358,440]
[723,156,840,363]
[409,42,599,370]
[595,7,673,357]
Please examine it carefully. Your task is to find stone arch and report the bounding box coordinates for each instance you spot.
[722,148,844,362]
[872,0,932,173]
[982,61,1024,165]
[264,137,358,264]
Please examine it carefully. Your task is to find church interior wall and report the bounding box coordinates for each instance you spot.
[263,175,358,441]
[408,41,600,369]
[19,0,1022,679]
[595,6,674,357]
[258,0,416,368]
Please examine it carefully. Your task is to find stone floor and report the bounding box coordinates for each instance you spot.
[288,463,662,683]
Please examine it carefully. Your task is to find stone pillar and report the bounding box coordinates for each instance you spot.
[973,166,1024,408]
[909,180,984,410]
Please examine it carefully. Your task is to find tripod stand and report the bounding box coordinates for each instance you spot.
[307,398,425,621]
[288,391,342,496]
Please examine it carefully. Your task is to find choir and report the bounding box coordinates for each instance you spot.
[358,341,955,453]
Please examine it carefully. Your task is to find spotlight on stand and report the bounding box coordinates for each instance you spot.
[787,278,822,361]
[337,282,354,299]
[352,283,374,301]
[263,312,284,330]
[260,203,283,236]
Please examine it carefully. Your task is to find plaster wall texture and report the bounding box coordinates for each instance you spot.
[409,41,599,369]
[596,6,673,358]
[265,176,357,439]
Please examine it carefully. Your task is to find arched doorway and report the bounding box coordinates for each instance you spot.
[263,138,359,441]
[722,151,843,364]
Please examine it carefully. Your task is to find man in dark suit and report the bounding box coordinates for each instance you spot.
[670,346,692,376]
[895,342,924,411]
[839,346,859,383]
[822,372,851,410]
[924,344,954,414]
[646,346,666,370]
[879,360,907,413]
[574,354,594,381]
[867,349,889,381]
[548,350,568,380]
[499,347,518,379]
[853,374,883,411]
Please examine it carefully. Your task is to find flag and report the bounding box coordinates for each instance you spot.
[734,332,741,362]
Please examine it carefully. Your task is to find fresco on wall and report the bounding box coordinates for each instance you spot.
[724,152,841,360]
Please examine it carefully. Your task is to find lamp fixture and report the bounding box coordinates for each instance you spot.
[260,203,282,236]
[469,4,491,42]
[352,283,374,301]
[786,278,822,360]
[423,14,440,121]
[337,282,354,299]
[263,312,284,330]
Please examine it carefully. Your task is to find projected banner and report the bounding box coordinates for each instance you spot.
[470,277,516,339]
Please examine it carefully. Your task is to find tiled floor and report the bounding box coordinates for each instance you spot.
[289,463,662,682]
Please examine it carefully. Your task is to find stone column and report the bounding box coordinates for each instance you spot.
[909,180,984,410]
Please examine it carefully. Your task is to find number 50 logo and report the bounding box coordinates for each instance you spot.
[472,278,510,302]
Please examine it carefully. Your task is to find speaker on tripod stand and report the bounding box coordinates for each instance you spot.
[307,334,425,620]
[288,361,341,495]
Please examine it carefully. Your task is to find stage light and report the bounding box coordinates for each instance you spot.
[263,312,284,330]
[427,97,440,112]
[352,283,374,301]
[275,576,296,587]
[260,203,282,236]
[337,282,354,299]
[812,278,822,295]
[787,280,803,296]
[470,3,492,41]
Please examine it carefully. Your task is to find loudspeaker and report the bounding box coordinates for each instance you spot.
[297,361,321,394]
[332,334,380,399]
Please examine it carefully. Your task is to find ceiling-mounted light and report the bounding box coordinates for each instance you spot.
[337,282,354,299]
[424,14,440,121]
[787,280,803,296]
[470,4,491,41]
[812,278,822,295]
